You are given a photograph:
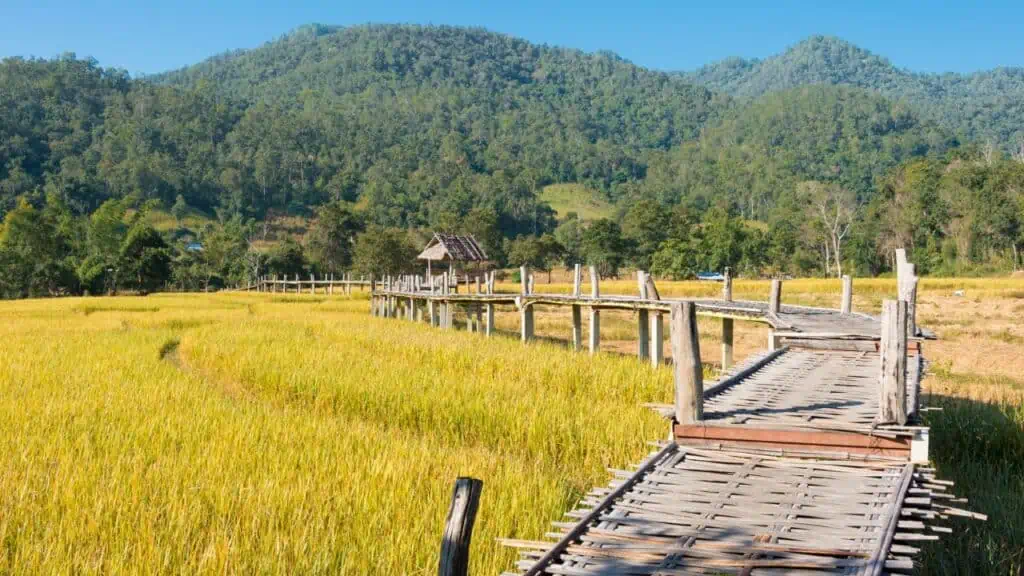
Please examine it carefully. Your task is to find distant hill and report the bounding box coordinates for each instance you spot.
[685,35,1024,146]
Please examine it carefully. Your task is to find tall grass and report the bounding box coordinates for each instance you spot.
[0,279,1021,574]
[0,295,667,574]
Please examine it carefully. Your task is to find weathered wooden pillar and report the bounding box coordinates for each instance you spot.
[671,302,704,425]
[571,305,582,351]
[879,299,908,425]
[484,302,494,337]
[722,267,734,370]
[898,264,918,339]
[767,278,783,351]
[768,278,782,314]
[573,264,582,297]
[428,299,437,327]
[637,271,650,360]
[588,266,600,354]
[475,305,482,335]
[520,301,534,342]
[520,265,533,342]
[408,297,415,321]
[475,276,481,295]
[437,477,483,576]
[841,274,853,314]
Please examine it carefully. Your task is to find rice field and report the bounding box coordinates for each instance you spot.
[0,277,1022,574]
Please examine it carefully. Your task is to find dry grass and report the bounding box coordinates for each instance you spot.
[1,276,1022,574]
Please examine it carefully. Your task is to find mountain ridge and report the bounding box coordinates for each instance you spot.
[684,35,1024,145]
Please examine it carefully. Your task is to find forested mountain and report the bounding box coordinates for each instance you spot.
[686,35,1024,147]
[1,25,1022,299]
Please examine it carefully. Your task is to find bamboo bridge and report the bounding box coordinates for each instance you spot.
[249,251,982,575]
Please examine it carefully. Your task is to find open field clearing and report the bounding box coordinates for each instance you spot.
[1,278,1022,574]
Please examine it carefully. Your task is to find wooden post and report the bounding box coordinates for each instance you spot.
[722,267,734,370]
[767,278,782,351]
[768,278,782,314]
[571,304,582,351]
[588,266,600,354]
[898,266,918,339]
[637,271,649,360]
[475,276,481,295]
[408,297,415,321]
[437,477,483,576]
[428,299,437,327]
[650,313,664,367]
[310,273,316,295]
[841,274,853,314]
[528,274,534,295]
[573,264,582,297]
[671,302,704,425]
[519,266,534,341]
[520,301,534,342]
[484,303,494,337]
[879,299,908,425]
[475,305,482,335]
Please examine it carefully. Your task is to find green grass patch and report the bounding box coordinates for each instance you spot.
[539,183,615,221]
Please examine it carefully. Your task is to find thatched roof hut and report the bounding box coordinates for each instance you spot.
[417,233,488,275]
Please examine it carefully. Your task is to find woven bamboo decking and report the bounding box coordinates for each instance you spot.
[502,444,973,576]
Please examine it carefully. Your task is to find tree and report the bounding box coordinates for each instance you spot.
[554,213,584,268]
[800,181,856,278]
[622,199,671,270]
[306,201,363,274]
[351,227,419,277]
[266,238,307,278]
[505,234,563,282]
[171,194,189,224]
[581,219,628,277]
[119,223,171,294]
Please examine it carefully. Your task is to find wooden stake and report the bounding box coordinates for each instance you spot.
[671,302,703,424]
[520,266,529,295]
[571,305,582,351]
[520,301,534,342]
[879,299,908,425]
[589,266,600,354]
[769,278,782,314]
[637,271,649,360]
[484,303,494,337]
[722,267,734,370]
[841,274,853,314]
[650,312,664,367]
[437,477,483,576]
[573,263,582,297]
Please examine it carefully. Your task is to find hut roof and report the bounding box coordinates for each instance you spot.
[417,233,488,262]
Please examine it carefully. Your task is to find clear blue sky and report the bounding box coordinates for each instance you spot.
[2,0,1021,76]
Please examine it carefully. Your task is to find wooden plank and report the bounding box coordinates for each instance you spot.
[671,302,703,424]
[673,424,911,452]
[519,444,677,576]
[879,300,908,425]
[437,477,483,576]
